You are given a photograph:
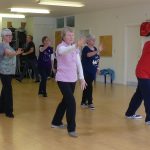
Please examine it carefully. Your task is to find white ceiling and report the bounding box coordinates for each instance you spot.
[0,0,150,17]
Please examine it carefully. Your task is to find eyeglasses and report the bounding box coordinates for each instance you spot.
[5,35,12,37]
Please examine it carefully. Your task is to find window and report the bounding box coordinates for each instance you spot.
[66,16,75,27]
[56,18,64,28]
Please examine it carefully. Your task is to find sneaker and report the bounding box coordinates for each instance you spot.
[81,103,88,108]
[51,124,66,129]
[146,121,150,125]
[68,131,78,138]
[126,114,143,119]
[47,76,51,80]
[88,104,95,110]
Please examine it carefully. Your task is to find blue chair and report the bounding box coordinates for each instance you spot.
[99,68,115,85]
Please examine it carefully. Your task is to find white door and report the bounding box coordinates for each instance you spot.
[125,25,142,85]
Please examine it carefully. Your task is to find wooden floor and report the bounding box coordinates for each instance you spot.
[0,79,150,150]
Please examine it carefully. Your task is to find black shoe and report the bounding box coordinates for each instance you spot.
[43,93,47,97]
[6,113,14,118]
[16,78,22,82]
[35,80,40,83]
[38,91,43,95]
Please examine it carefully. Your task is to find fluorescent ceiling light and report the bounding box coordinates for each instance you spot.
[38,0,84,7]
[0,13,25,18]
[11,8,50,14]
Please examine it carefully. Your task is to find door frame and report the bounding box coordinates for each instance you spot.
[124,24,141,85]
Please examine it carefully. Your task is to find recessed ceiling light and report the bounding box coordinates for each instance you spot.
[10,8,50,14]
[0,13,25,18]
[38,0,84,7]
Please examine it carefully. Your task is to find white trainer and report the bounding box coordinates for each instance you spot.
[126,114,143,119]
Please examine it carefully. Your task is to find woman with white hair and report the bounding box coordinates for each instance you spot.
[81,34,103,110]
[0,28,22,118]
[51,27,86,137]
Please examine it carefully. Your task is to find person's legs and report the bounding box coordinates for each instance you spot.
[1,74,14,117]
[51,96,67,126]
[83,77,94,109]
[139,78,150,122]
[66,82,76,132]
[125,79,143,117]
[52,81,76,132]
[39,79,43,94]
[30,59,39,81]
[0,87,5,113]
[0,74,4,113]
[17,61,29,81]
[86,78,94,105]
[81,88,88,105]
[81,76,90,105]
[39,67,49,97]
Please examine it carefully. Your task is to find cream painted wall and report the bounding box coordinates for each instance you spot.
[32,17,56,56]
[75,3,150,84]
[26,17,33,35]
[2,18,26,28]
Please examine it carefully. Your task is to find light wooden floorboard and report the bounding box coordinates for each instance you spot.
[0,79,150,150]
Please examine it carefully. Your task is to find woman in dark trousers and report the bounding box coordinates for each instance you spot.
[81,34,103,110]
[38,36,54,97]
[51,27,86,137]
[125,40,150,125]
[0,28,22,118]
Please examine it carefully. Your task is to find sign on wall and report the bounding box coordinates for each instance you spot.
[99,35,112,57]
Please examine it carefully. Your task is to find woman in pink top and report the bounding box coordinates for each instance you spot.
[51,27,86,137]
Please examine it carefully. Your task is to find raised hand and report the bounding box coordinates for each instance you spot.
[76,37,86,49]
[98,43,104,52]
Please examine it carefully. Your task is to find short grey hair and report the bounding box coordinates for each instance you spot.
[1,28,12,37]
[86,34,95,41]
[62,27,74,39]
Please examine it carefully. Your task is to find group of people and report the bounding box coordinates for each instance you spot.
[0,29,54,118]
[0,27,102,137]
[0,26,150,138]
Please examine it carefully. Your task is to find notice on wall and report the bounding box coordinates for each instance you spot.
[99,35,112,57]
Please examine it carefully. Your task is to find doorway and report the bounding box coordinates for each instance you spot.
[124,25,142,85]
